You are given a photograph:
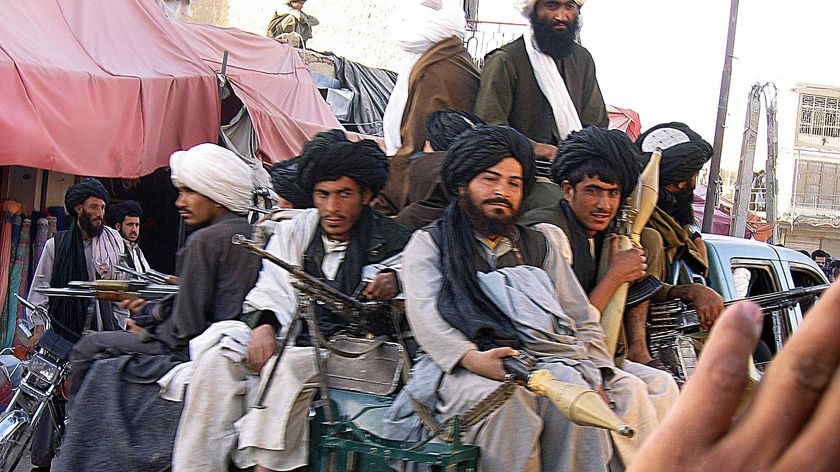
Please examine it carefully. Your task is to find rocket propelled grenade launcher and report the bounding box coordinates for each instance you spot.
[503,352,634,437]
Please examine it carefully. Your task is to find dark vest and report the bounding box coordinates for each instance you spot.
[425,222,548,273]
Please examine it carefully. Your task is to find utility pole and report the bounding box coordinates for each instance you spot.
[763,83,779,244]
[703,0,740,233]
[730,83,761,238]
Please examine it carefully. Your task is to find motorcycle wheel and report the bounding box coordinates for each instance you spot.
[0,426,32,472]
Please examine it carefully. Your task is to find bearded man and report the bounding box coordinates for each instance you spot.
[54,144,262,472]
[26,177,127,470]
[172,130,411,472]
[106,200,150,273]
[375,0,480,215]
[383,125,671,471]
[474,0,608,162]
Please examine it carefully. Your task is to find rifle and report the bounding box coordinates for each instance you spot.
[116,265,179,285]
[649,284,828,337]
[34,280,177,302]
[230,234,389,334]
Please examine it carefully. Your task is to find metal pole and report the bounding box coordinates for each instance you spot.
[702,0,741,233]
[763,83,780,244]
[731,84,761,238]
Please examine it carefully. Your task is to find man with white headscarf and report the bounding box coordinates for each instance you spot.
[374,0,480,215]
[474,0,608,161]
[55,144,262,472]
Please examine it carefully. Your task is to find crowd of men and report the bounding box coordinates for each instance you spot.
[19,1,840,471]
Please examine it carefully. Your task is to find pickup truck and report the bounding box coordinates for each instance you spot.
[649,233,829,379]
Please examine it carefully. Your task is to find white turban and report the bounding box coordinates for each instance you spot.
[514,0,585,18]
[383,0,467,155]
[169,143,255,215]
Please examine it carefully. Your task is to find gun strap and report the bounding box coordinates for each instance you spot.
[408,380,516,445]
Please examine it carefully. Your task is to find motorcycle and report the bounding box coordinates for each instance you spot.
[0,295,73,472]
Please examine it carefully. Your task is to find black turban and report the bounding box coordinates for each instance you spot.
[551,127,642,200]
[269,157,312,208]
[297,130,389,196]
[64,177,109,217]
[426,109,486,152]
[441,125,536,196]
[637,122,712,186]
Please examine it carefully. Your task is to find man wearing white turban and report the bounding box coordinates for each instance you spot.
[474,0,608,161]
[374,0,481,215]
[55,144,262,472]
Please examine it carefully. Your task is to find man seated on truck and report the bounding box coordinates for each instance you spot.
[520,127,723,376]
[384,125,674,471]
[172,130,412,472]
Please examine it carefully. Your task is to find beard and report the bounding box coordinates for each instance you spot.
[460,190,520,238]
[530,11,580,59]
[659,188,696,226]
[78,210,104,238]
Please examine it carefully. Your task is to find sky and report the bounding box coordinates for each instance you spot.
[476,0,840,213]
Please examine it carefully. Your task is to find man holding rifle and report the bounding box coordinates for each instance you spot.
[54,143,262,472]
[382,125,668,471]
[172,130,411,472]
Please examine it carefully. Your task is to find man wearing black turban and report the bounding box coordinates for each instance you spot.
[395,109,485,229]
[176,130,412,471]
[269,157,312,209]
[384,124,667,471]
[27,177,127,468]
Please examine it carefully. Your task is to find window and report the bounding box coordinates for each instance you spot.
[798,93,840,138]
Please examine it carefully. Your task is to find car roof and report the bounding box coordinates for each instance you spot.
[702,233,827,276]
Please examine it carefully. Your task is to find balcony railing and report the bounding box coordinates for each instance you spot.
[791,192,840,211]
[464,20,527,68]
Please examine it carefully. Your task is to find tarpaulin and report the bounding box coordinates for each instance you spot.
[330,56,398,137]
[608,105,642,141]
[0,0,340,177]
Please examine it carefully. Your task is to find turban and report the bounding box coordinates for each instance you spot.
[442,125,536,196]
[297,130,389,196]
[64,178,109,217]
[637,122,713,186]
[169,143,255,215]
[514,0,585,17]
[551,127,641,199]
[269,157,312,208]
[426,109,486,152]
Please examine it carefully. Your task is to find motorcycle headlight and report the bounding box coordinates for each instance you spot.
[27,355,60,384]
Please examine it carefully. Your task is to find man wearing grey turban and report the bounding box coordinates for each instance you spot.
[475,0,608,162]
[383,125,665,470]
[172,131,413,472]
[56,144,262,472]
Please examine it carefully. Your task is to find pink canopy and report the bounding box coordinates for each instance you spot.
[0,0,339,178]
[607,105,642,141]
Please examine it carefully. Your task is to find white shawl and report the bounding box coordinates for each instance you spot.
[382,0,467,156]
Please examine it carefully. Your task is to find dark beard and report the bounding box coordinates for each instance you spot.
[460,193,519,238]
[78,212,104,238]
[530,11,580,59]
[659,188,696,226]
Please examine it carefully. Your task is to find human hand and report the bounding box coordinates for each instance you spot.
[460,347,518,381]
[608,237,647,284]
[248,324,278,374]
[362,272,399,301]
[684,284,725,330]
[630,284,840,472]
[24,324,45,350]
[122,298,148,317]
[125,318,146,336]
[533,143,559,162]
